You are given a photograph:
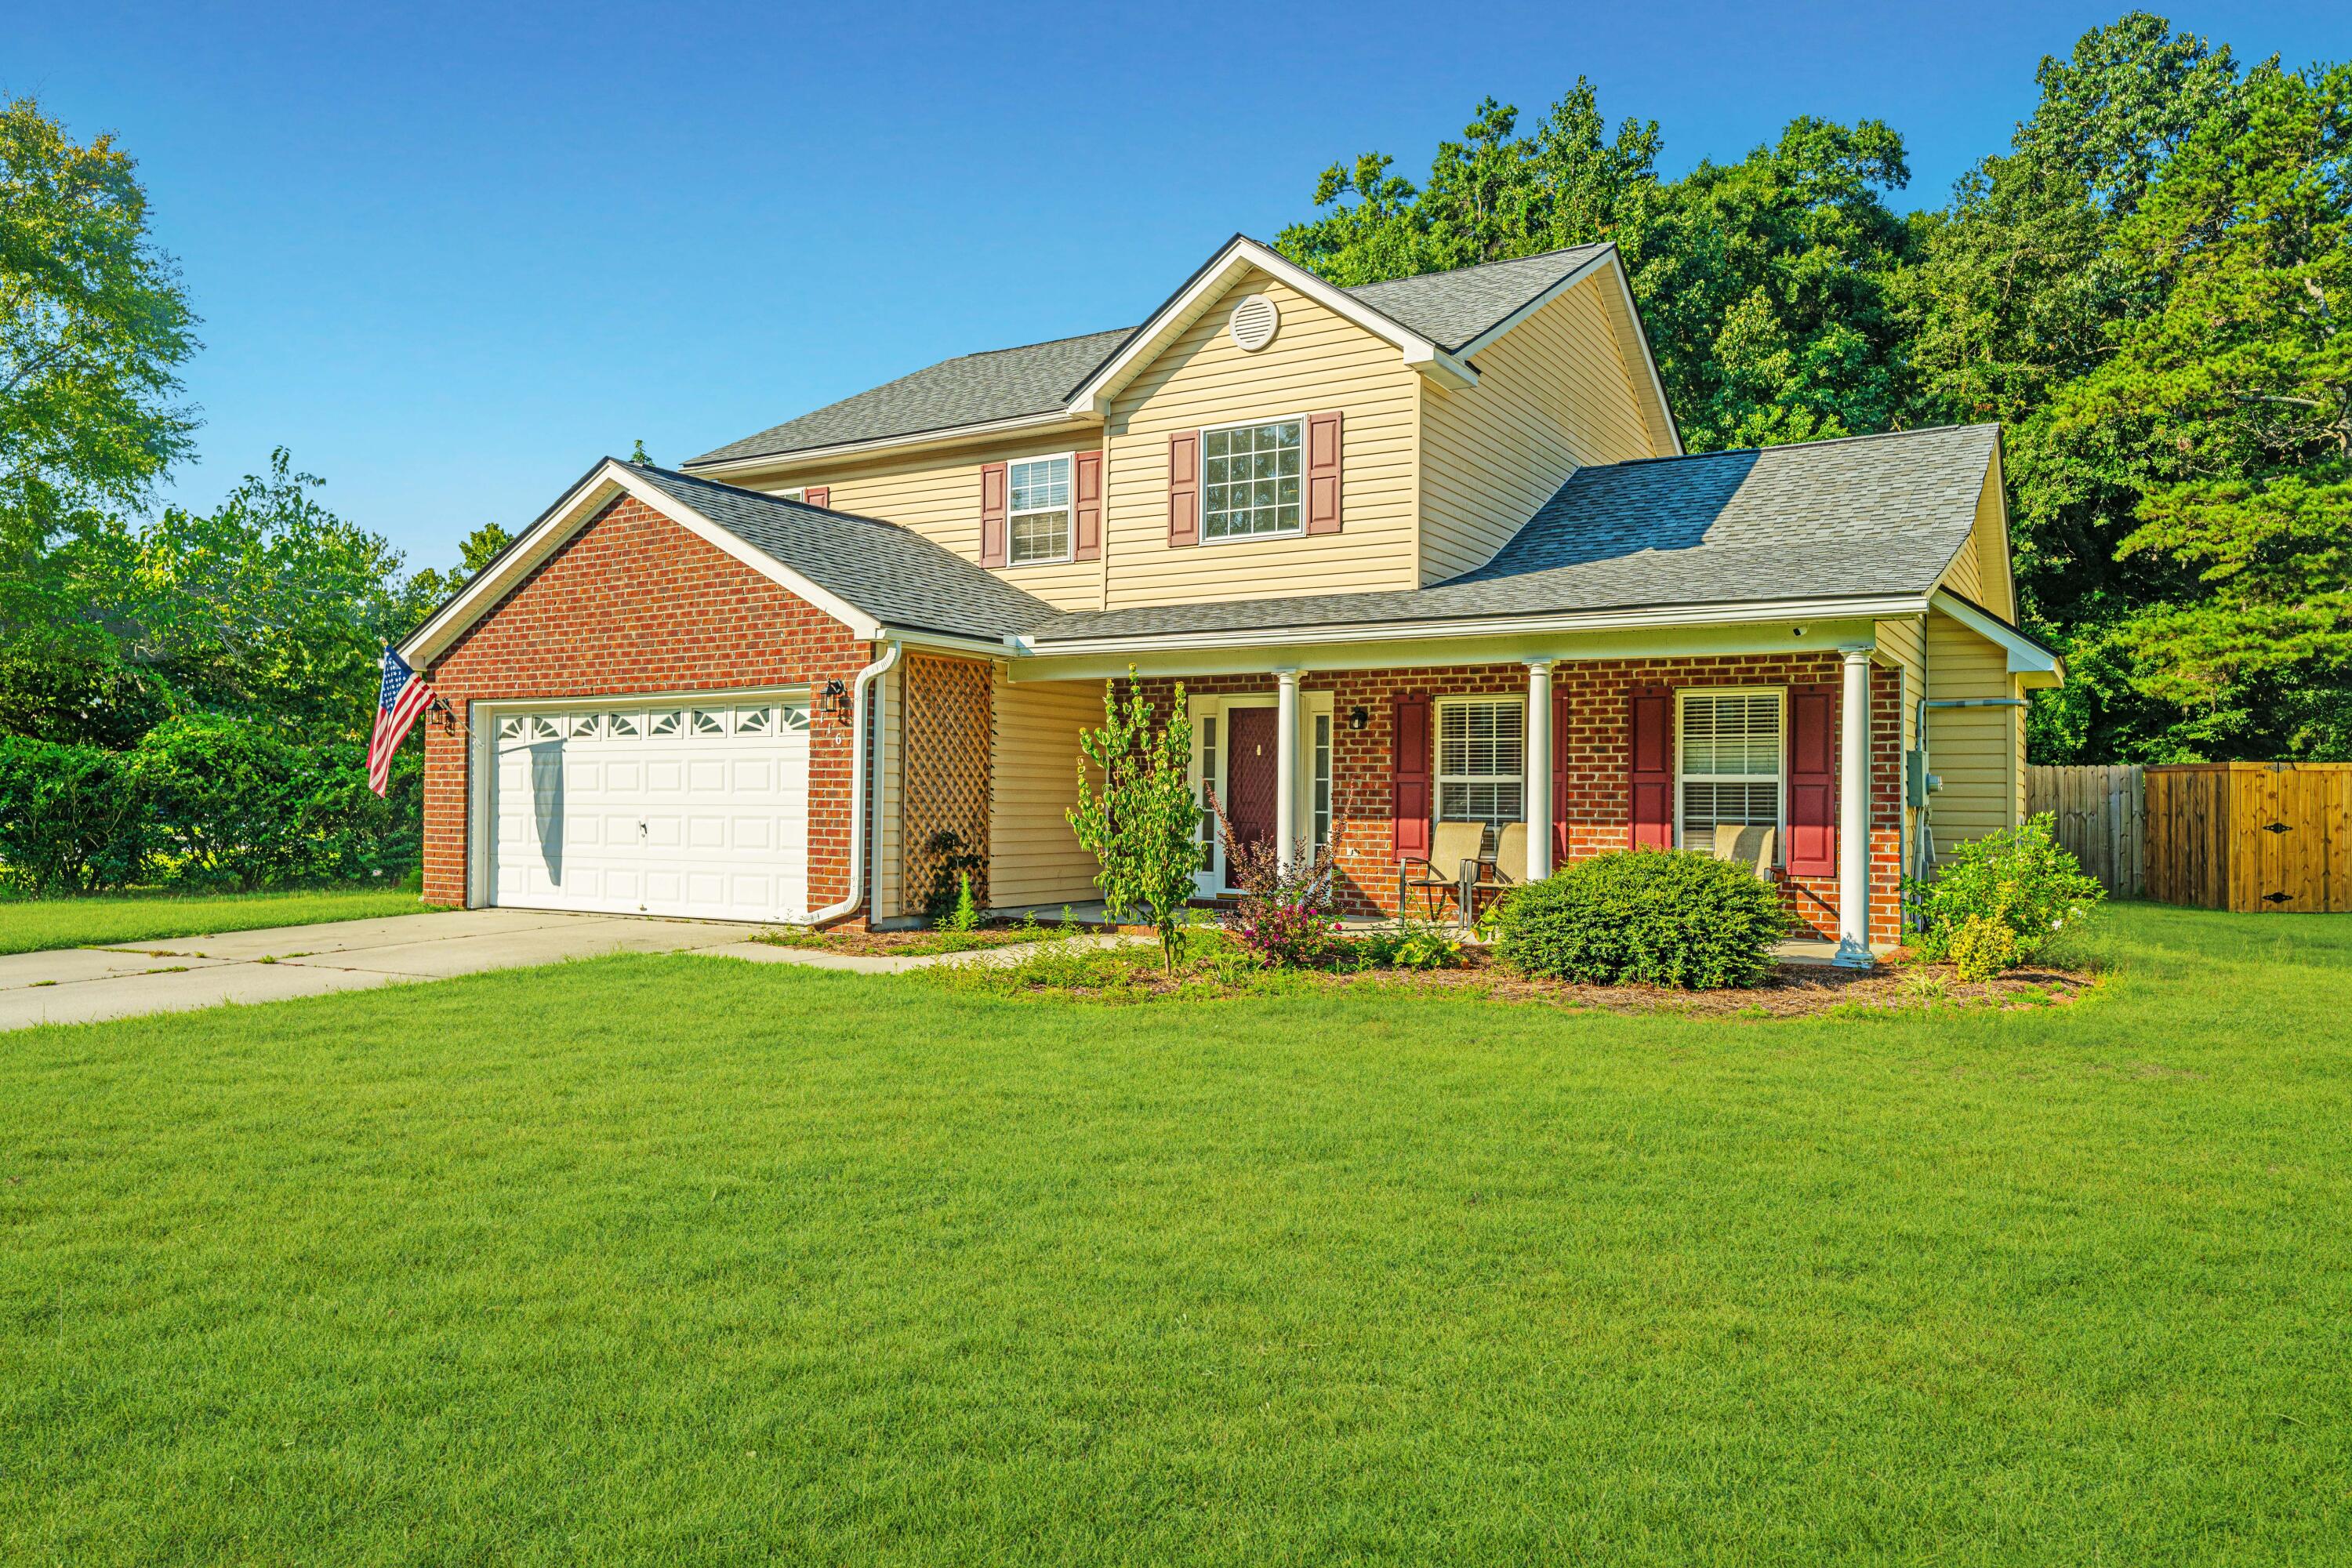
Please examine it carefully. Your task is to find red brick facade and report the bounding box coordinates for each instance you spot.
[421,498,1904,949]
[1144,653,1906,946]
[419,495,873,915]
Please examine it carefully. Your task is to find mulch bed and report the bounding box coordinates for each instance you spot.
[968,942,2096,1017]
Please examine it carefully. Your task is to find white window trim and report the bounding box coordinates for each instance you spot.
[1004,451,1077,568]
[1197,414,1308,546]
[774,486,806,503]
[1435,695,1527,826]
[1673,685,1788,857]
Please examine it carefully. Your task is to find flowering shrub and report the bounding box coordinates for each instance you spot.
[1909,815,2103,971]
[1205,785,1344,969]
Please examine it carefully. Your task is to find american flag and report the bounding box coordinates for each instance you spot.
[367,648,434,796]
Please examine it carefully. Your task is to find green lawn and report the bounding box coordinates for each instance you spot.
[3,903,2347,1564]
[0,886,428,955]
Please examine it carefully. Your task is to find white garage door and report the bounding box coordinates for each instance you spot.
[488,696,811,922]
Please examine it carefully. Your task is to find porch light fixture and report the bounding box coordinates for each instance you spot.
[1348,705,1370,732]
[427,694,456,731]
[822,678,851,722]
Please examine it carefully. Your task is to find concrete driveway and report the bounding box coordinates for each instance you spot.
[0,908,779,1032]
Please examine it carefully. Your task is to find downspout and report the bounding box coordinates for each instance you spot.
[807,639,902,926]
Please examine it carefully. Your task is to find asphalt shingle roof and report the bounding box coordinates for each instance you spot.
[1022,425,2000,643]
[686,328,1134,469]
[1342,243,1612,352]
[626,463,1057,641]
[685,242,1621,468]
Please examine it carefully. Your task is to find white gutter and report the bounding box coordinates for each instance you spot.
[805,640,903,926]
[1017,594,1929,659]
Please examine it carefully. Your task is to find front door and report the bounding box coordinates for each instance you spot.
[1224,707,1279,884]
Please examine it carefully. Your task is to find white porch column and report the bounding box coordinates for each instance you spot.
[1525,660,1553,880]
[1833,648,1875,967]
[1275,669,1301,872]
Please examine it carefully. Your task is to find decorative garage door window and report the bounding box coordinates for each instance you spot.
[1677,689,1784,845]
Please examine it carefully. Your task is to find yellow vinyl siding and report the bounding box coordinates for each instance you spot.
[1934,452,2019,620]
[1102,268,1421,609]
[753,432,1108,612]
[1419,274,1665,582]
[1925,608,2024,860]
[988,670,1103,909]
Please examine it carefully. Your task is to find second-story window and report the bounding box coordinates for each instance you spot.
[1007,456,1072,564]
[1203,419,1302,540]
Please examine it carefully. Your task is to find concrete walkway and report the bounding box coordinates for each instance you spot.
[0,909,1148,1032]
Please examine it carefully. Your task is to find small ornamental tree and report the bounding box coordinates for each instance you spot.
[1069,670,1199,971]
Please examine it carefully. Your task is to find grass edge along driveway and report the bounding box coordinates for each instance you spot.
[3,902,2347,1564]
[0,887,431,955]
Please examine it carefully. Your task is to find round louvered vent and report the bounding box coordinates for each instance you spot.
[1228,293,1279,352]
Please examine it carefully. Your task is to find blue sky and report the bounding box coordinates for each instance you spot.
[13,0,2346,572]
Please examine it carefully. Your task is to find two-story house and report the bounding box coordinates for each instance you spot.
[401,235,2060,961]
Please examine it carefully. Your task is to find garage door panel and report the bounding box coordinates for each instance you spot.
[488,698,808,920]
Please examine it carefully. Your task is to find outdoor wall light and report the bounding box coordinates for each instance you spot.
[1348,705,1370,731]
[822,678,851,722]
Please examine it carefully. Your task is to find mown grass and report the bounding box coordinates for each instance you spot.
[0,886,429,956]
[2,902,2347,1564]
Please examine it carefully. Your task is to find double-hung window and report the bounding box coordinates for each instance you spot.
[1678,689,1783,846]
[1007,456,1072,564]
[1437,698,1524,826]
[1203,419,1303,539]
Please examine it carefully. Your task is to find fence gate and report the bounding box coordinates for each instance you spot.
[2144,762,2352,913]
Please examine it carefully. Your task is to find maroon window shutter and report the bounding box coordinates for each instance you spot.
[802,485,829,509]
[1392,692,1432,859]
[1305,410,1344,534]
[1073,450,1103,561]
[1786,684,1838,876]
[978,463,1008,568]
[1552,685,1573,866]
[1628,684,1673,850]
[1167,430,1200,546]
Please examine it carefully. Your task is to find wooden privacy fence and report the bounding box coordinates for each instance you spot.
[2027,764,2146,897]
[2143,763,2352,913]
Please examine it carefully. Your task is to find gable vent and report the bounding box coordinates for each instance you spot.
[1228,293,1279,352]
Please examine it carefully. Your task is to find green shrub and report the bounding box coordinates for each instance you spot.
[1494,849,1793,989]
[131,715,421,891]
[1909,815,2103,971]
[1948,914,2021,982]
[0,735,149,894]
[1351,917,1465,971]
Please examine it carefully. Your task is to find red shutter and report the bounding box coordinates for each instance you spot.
[978,463,1007,568]
[1786,684,1838,876]
[1552,685,1573,866]
[802,485,829,509]
[1167,430,1200,546]
[1392,692,1432,859]
[1305,410,1343,534]
[1073,450,1103,561]
[1628,684,1673,850]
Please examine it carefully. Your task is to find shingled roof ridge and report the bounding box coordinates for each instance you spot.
[1582,421,2001,471]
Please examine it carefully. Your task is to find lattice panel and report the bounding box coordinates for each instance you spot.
[901,655,994,915]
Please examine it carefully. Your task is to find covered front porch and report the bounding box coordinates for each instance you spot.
[1010,614,1912,964]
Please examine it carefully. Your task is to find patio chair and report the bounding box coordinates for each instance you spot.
[1398,820,1489,920]
[1710,823,1779,881]
[1467,822,1530,919]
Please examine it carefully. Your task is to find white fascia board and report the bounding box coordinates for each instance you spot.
[1448,247,1618,361]
[401,460,881,666]
[1929,589,2063,677]
[1065,237,1473,416]
[1014,593,1928,661]
[679,408,1098,480]
[878,626,1019,660]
